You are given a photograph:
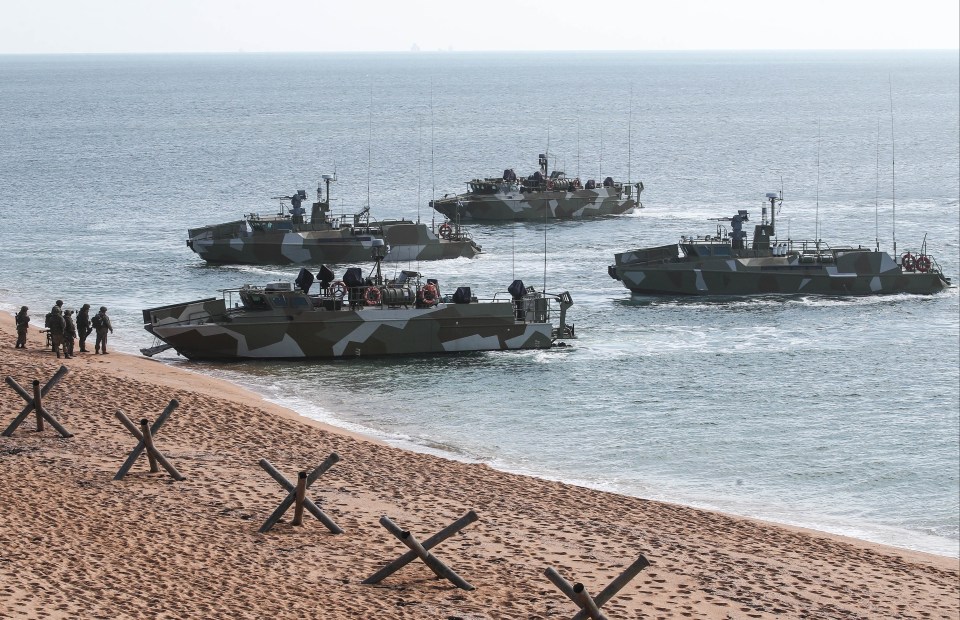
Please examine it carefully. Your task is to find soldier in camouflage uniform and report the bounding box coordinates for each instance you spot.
[94,306,113,354]
[45,300,64,351]
[48,306,66,358]
[77,303,92,352]
[63,309,77,358]
[15,306,29,348]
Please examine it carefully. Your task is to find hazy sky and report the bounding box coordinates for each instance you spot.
[2,0,958,54]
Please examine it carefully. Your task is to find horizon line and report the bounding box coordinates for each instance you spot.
[1,48,958,57]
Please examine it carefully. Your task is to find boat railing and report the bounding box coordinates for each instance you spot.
[899,249,945,274]
[218,283,574,324]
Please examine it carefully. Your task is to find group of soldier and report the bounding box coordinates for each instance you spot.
[14,301,113,358]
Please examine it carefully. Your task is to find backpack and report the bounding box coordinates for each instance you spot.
[92,314,105,329]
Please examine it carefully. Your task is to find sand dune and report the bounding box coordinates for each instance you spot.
[1,315,957,619]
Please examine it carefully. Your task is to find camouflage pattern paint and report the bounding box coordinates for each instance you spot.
[432,186,638,221]
[143,285,573,360]
[430,155,642,221]
[609,242,951,296]
[187,219,480,265]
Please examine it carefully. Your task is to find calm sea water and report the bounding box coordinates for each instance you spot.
[1,51,957,556]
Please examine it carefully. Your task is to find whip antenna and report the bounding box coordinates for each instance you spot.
[875,117,881,251]
[889,77,897,257]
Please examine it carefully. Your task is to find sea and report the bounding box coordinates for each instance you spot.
[1,51,957,557]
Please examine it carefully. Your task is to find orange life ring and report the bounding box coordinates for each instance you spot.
[547,180,555,190]
[915,255,931,273]
[364,286,382,305]
[438,223,452,239]
[421,283,439,305]
[901,253,916,272]
[331,281,348,299]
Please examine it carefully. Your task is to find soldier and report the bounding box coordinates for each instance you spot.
[77,303,92,352]
[47,299,64,352]
[93,306,113,354]
[63,309,77,359]
[48,306,66,359]
[15,306,29,348]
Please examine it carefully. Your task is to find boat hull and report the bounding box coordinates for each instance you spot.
[187,222,479,265]
[432,188,636,221]
[610,249,951,296]
[145,300,555,360]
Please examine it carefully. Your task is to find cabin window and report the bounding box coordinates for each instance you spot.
[271,295,287,307]
[291,297,309,307]
[241,293,271,310]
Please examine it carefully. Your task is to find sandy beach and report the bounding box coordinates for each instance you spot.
[1,314,957,619]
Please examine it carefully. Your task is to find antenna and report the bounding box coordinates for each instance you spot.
[599,126,603,181]
[875,117,880,251]
[576,115,581,179]
[543,193,548,292]
[815,118,821,249]
[543,127,550,291]
[511,222,516,281]
[366,83,373,216]
[430,80,436,230]
[417,114,422,225]
[628,86,633,187]
[546,123,551,176]
[889,77,897,257]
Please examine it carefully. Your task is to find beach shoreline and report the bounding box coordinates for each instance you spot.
[1,313,957,619]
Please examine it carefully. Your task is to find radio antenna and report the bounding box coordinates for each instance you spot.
[815,118,821,250]
[875,117,881,252]
[417,114,422,224]
[430,80,436,229]
[628,86,633,187]
[366,83,373,215]
[889,77,897,257]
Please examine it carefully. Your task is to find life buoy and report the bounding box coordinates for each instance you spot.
[901,253,916,272]
[330,281,348,299]
[547,180,555,190]
[421,283,439,305]
[364,286,382,305]
[915,255,931,273]
[438,223,452,240]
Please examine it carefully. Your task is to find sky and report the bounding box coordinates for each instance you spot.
[2,0,958,54]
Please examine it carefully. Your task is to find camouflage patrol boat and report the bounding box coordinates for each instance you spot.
[430,154,643,221]
[142,242,574,360]
[609,192,951,296]
[187,175,480,265]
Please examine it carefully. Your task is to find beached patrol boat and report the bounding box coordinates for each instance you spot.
[608,192,951,296]
[430,154,643,221]
[143,241,574,360]
[187,174,480,265]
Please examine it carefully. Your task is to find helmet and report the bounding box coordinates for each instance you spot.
[100,306,108,312]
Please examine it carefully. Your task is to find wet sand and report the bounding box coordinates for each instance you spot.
[1,314,957,619]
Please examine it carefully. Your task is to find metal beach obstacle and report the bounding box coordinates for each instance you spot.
[258,454,343,534]
[114,399,185,481]
[2,365,73,438]
[545,554,650,620]
[363,510,478,590]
